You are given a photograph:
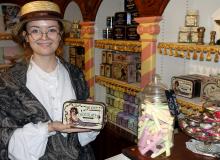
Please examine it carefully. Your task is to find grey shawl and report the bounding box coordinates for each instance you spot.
[0,57,95,160]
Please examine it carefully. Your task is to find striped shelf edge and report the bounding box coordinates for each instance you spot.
[177,97,205,116]
[64,37,85,47]
[0,33,12,40]
[158,42,220,62]
[95,75,141,96]
[95,39,141,52]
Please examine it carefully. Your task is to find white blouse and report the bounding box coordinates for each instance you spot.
[8,58,99,160]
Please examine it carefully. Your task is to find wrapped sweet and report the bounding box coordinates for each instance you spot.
[179,98,220,143]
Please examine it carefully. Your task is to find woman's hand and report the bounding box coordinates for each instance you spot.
[48,121,90,133]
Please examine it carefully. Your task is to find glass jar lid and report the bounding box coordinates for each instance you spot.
[140,74,168,104]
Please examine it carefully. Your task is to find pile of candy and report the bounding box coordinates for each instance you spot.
[138,102,174,158]
[179,101,220,143]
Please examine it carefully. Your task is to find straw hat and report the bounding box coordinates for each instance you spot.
[12,1,72,35]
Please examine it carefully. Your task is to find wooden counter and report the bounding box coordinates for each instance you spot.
[122,132,218,160]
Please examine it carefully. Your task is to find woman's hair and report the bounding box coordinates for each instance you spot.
[70,107,78,115]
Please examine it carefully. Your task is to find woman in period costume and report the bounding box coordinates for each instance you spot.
[0,1,99,160]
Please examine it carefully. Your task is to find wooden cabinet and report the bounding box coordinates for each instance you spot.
[91,122,136,160]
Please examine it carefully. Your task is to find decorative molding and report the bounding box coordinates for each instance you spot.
[158,42,220,62]
[64,38,85,47]
[95,39,141,52]
[95,75,141,96]
[0,33,12,40]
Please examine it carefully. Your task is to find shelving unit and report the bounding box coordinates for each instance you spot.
[158,42,218,115]
[95,39,142,94]
[95,39,142,140]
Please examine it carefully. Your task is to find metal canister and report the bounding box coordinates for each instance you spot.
[106,16,114,28]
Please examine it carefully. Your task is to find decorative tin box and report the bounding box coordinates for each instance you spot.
[126,25,139,40]
[124,0,137,12]
[178,27,191,43]
[114,12,131,26]
[112,61,136,83]
[101,50,107,63]
[185,10,199,27]
[62,100,106,130]
[106,51,114,64]
[200,75,220,100]
[171,75,203,98]
[104,64,112,78]
[100,64,105,76]
[113,52,140,63]
[130,11,139,25]
[113,25,126,40]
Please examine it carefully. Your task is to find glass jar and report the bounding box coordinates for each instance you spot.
[138,74,174,158]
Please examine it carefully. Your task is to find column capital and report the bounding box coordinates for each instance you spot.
[80,21,95,39]
[135,16,162,41]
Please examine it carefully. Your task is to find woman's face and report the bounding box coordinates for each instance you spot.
[25,20,61,57]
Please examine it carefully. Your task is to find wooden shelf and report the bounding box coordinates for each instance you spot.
[95,75,141,96]
[158,42,220,62]
[0,33,12,40]
[95,39,141,52]
[64,37,84,47]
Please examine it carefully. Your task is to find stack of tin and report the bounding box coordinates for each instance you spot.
[102,0,139,40]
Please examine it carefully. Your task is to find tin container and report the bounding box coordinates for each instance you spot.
[106,16,114,28]
[185,10,199,27]
[201,75,220,100]
[178,26,191,43]
[112,61,136,83]
[106,50,113,64]
[114,12,131,26]
[124,0,137,12]
[101,50,107,63]
[126,25,139,40]
[130,10,139,25]
[104,64,112,78]
[190,27,199,43]
[113,25,126,40]
[171,75,203,98]
[100,64,105,76]
[103,27,113,39]
[62,100,106,130]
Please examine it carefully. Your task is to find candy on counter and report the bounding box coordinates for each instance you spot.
[138,102,174,158]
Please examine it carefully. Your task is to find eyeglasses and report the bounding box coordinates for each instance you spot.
[27,28,62,40]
